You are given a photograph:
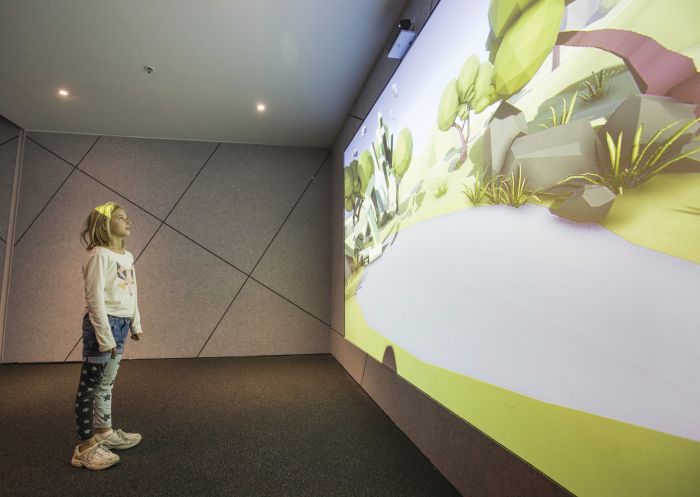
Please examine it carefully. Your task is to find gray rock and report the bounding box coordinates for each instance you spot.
[482,101,528,176]
[502,119,605,191]
[666,136,700,173]
[549,184,616,223]
[604,94,699,169]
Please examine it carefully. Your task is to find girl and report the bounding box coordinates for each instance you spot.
[71,201,144,470]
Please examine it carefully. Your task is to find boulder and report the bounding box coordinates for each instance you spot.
[549,184,616,223]
[604,94,699,170]
[672,138,700,173]
[502,119,605,191]
[482,101,528,176]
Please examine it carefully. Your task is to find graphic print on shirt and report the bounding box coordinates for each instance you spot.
[116,262,135,297]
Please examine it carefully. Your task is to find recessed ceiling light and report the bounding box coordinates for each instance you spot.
[58,88,70,97]
[256,103,266,112]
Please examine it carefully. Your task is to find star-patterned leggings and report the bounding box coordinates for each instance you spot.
[74,354,122,442]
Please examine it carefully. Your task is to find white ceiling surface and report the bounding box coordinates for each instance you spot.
[0,0,407,147]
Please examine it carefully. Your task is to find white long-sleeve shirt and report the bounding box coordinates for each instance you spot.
[82,246,142,352]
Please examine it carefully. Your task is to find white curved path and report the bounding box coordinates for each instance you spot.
[355,204,700,441]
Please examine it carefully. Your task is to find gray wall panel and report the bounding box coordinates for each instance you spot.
[200,278,330,357]
[0,115,19,144]
[166,143,327,274]
[10,139,73,243]
[329,329,367,385]
[27,132,99,166]
[252,157,331,324]
[78,135,218,220]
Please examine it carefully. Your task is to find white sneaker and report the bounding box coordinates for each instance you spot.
[97,428,142,450]
[71,440,120,470]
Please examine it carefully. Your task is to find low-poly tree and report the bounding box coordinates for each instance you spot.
[392,127,413,214]
[437,55,497,168]
[370,114,414,219]
[343,151,374,226]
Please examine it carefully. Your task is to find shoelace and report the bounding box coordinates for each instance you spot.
[84,443,113,462]
[114,429,130,440]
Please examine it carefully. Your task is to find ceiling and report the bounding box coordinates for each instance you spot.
[0,0,407,148]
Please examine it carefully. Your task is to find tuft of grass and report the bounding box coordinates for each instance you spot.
[580,69,612,103]
[541,91,578,128]
[491,166,541,207]
[434,179,449,198]
[462,171,492,205]
[463,166,539,207]
[558,117,700,194]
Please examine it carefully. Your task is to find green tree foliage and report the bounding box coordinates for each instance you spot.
[343,151,376,225]
[487,0,566,98]
[392,128,413,214]
[437,55,497,168]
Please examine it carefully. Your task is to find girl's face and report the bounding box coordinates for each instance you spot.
[110,208,131,239]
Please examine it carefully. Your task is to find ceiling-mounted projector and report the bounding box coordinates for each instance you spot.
[387,18,416,59]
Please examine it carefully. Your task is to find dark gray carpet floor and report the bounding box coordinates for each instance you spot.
[0,354,462,497]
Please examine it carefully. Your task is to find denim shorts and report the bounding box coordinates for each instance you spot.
[82,312,131,362]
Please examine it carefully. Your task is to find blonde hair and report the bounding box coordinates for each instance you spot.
[80,201,125,251]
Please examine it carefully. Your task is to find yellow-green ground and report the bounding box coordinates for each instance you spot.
[345,296,700,497]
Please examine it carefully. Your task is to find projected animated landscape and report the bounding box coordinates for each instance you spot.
[343,1,700,496]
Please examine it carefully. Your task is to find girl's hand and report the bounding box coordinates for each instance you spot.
[110,347,116,358]
[131,332,143,341]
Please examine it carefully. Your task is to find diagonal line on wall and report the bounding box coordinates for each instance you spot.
[163,142,221,221]
[195,151,332,357]
[26,133,100,167]
[61,146,332,360]
[247,274,331,327]
[0,136,18,148]
[13,136,103,248]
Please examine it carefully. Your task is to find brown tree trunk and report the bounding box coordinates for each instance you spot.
[556,28,699,115]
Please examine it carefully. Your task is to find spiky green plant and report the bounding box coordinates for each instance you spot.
[580,69,612,103]
[541,91,578,128]
[462,172,490,205]
[491,166,541,207]
[558,117,700,194]
[434,179,449,198]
